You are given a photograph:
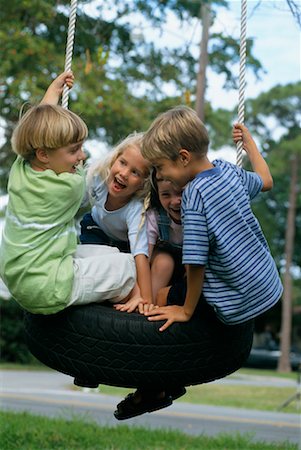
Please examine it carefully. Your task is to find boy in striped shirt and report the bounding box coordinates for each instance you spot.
[141,105,283,331]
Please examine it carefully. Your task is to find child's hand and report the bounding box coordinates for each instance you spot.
[233,122,273,191]
[145,305,192,332]
[40,71,74,105]
[232,123,256,154]
[52,71,74,94]
[113,297,146,314]
[141,303,159,314]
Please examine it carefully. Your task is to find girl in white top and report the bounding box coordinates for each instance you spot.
[80,133,153,305]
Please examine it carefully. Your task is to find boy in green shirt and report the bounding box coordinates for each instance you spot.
[0,73,143,314]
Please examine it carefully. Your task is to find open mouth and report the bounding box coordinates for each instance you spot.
[169,208,181,223]
[113,177,127,190]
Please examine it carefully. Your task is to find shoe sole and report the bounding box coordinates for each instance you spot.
[169,387,186,401]
[114,396,173,420]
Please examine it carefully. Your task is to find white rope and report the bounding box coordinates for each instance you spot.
[62,0,78,109]
[236,0,247,167]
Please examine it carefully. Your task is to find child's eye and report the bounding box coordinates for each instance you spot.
[70,144,82,154]
[132,170,141,177]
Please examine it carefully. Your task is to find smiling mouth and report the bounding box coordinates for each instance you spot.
[113,177,126,189]
[170,209,181,223]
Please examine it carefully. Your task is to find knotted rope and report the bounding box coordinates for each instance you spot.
[236,0,247,167]
[62,0,78,109]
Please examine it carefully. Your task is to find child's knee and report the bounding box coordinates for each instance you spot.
[152,253,174,275]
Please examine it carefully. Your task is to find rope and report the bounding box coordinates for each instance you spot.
[62,0,78,109]
[236,0,247,167]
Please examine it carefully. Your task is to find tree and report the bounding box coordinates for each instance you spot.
[286,0,301,27]
[0,0,263,192]
[279,149,299,371]
[0,0,164,189]
[246,82,301,371]
[196,1,210,121]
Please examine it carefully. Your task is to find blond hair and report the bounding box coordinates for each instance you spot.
[142,105,209,162]
[92,132,151,201]
[11,104,88,161]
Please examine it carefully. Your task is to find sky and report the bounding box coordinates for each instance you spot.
[82,0,301,162]
[206,0,300,109]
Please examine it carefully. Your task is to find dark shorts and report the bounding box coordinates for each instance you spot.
[80,213,130,253]
[167,278,207,315]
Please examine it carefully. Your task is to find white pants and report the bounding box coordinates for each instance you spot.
[67,245,136,307]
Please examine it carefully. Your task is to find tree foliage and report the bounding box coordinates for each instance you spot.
[246,82,301,303]
[0,0,263,191]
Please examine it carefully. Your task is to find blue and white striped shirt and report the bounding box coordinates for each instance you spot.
[182,159,283,325]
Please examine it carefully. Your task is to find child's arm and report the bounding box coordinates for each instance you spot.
[232,123,273,191]
[40,71,74,105]
[145,264,204,331]
[135,254,153,303]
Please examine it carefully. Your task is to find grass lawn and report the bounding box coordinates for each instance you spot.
[0,411,298,450]
[92,383,299,414]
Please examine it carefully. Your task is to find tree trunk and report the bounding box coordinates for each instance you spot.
[277,154,298,372]
[195,2,211,121]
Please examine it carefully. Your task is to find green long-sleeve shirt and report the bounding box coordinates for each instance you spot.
[0,157,85,314]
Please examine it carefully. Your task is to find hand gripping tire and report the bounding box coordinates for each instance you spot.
[24,302,253,389]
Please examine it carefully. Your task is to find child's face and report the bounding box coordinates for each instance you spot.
[107,145,150,202]
[157,179,182,224]
[153,157,189,188]
[46,142,86,174]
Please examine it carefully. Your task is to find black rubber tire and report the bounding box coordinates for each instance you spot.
[24,302,254,389]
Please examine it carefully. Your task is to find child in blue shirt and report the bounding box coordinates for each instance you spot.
[114,106,282,422]
[141,105,283,332]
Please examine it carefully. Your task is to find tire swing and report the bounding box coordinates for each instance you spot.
[24,0,253,390]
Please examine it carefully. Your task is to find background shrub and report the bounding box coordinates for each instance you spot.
[0,298,36,363]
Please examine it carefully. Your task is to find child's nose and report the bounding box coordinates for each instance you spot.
[120,167,129,179]
[79,150,87,161]
[171,196,181,206]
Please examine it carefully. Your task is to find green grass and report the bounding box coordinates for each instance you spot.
[0,411,297,450]
[236,367,298,380]
[0,362,50,371]
[91,383,299,414]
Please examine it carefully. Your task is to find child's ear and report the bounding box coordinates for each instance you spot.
[178,149,191,167]
[35,148,49,164]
